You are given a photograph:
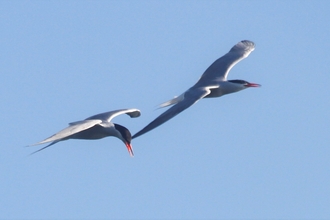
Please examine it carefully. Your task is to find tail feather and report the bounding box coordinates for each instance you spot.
[28,141,60,155]
[158,93,185,109]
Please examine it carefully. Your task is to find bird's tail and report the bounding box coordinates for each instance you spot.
[157,93,185,109]
[28,141,59,155]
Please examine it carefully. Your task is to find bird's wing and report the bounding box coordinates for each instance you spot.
[197,40,255,84]
[30,119,102,146]
[132,87,215,139]
[85,109,141,122]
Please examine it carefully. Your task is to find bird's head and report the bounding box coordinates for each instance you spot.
[228,79,261,89]
[114,123,134,157]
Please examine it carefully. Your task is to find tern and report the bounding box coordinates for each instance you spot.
[133,40,260,139]
[29,109,141,157]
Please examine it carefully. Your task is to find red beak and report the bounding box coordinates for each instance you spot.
[246,82,261,87]
[125,142,134,157]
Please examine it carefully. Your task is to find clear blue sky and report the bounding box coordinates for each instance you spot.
[1,1,329,219]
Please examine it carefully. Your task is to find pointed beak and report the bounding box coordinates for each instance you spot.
[125,142,134,157]
[246,82,261,87]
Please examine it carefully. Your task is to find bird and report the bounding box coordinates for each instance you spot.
[28,108,141,157]
[133,40,260,139]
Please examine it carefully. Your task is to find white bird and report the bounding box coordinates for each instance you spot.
[29,109,141,157]
[133,40,260,139]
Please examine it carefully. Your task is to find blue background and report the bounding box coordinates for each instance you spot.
[1,1,329,219]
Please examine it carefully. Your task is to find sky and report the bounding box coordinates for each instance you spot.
[1,1,330,219]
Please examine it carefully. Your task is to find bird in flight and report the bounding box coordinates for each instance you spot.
[29,109,141,157]
[133,40,260,139]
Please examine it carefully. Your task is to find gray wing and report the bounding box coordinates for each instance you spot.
[132,87,213,139]
[197,40,255,84]
[85,108,141,122]
[30,119,102,146]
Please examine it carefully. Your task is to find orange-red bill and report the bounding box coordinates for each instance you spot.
[246,82,261,87]
[125,143,134,157]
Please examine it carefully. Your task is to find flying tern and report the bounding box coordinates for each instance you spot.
[133,40,260,139]
[29,108,141,156]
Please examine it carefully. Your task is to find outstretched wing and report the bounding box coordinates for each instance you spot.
[132,87,215,139]
[85,108,141,122]
[29,119,102,146]
[197,40,255,84]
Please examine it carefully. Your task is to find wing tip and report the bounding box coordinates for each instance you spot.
[132,132,142,139]
[232,40,255,53]
[128,108,141,118]
[132,123,154,139]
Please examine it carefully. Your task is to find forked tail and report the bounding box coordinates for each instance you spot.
[157,93,185,109]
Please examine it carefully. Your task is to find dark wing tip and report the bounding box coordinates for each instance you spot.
[132,127,145,139]
[240,40,255,48]
[128,109,141,118]
[230,40,255,52]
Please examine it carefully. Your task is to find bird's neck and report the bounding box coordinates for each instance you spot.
[220,81,246,95]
